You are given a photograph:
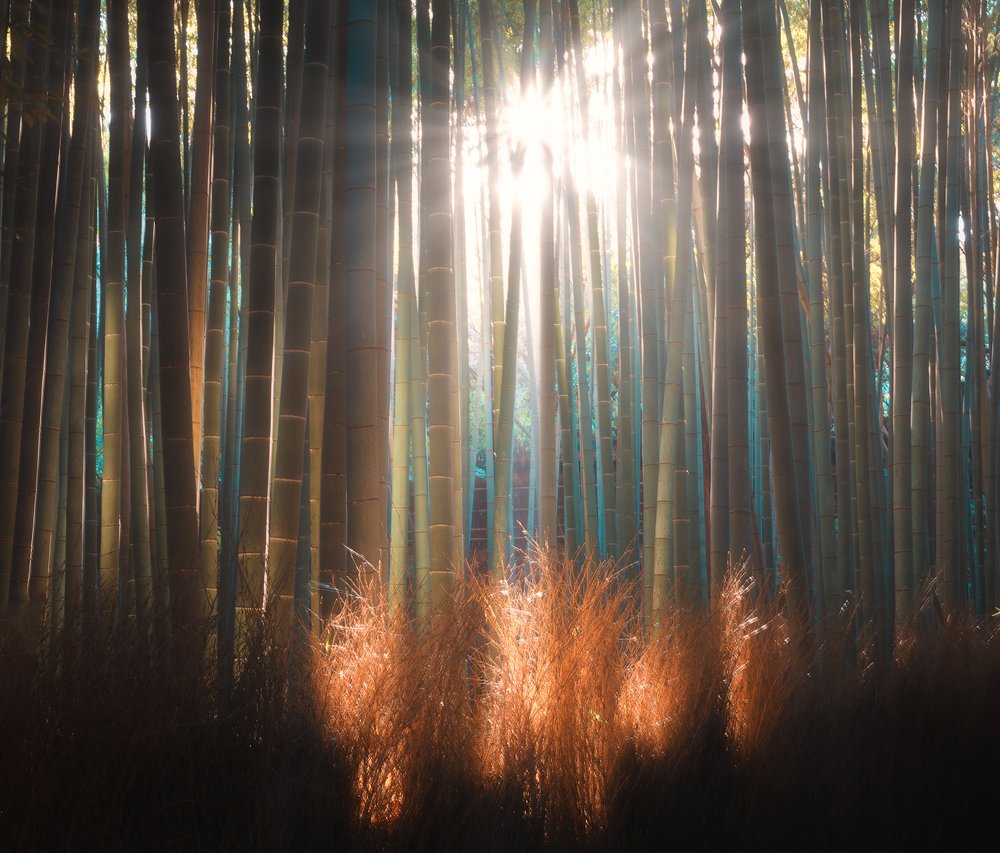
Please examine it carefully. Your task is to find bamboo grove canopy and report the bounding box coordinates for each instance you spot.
[1,0,1000,659]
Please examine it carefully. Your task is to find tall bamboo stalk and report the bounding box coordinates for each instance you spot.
[145,0,208,640]
[268,0,331,643]
[892,0,916,620]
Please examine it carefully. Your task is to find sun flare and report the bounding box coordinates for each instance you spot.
[455,36,622,381]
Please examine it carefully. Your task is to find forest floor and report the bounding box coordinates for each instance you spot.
[1,560,998,851]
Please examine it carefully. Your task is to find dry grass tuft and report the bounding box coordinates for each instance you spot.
[2,557,999,850]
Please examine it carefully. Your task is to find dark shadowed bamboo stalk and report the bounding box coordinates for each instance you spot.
[339,0,382,590]
[145,0,208,641]
[29,2,97,625]
[0,0,30,342]
[892,0,916,620]
[745,0,808,621]
[237,0,283,630]
[124,5,153,626]
[187,0,216,478]
[8,2,68,615]
[939,0,964,609]
[805,0,837,615]
[220,0,252,661]
[268,0,331,644]
[712,0,751,601]
[66,137,98,627]
[100,0,130,614]
[760,0,813,601]
[0,0,50,608]
[200,0,232,619]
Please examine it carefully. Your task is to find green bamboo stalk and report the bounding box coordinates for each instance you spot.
[425,0,458,600]
[389,0,415,612]
[376,0,393,579]
[491,0,535,574]
[631,0,664,595]
[611,37,636,567]
[556,223,579,555]
[536,0,558,551]
[479,0,504,444]
[567,0,615,557]
[452,0,469,567]
[567,179,597,553]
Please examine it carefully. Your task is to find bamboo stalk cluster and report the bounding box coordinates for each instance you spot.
[0,0,999,659]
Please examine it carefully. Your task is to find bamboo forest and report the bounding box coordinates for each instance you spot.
[3,0,1000,848]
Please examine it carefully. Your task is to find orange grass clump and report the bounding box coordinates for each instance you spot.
[3,555,1000,850]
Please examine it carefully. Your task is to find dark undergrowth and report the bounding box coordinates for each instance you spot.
[1,560,998,852]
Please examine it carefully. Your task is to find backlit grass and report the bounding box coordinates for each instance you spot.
[1,558,998,850]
